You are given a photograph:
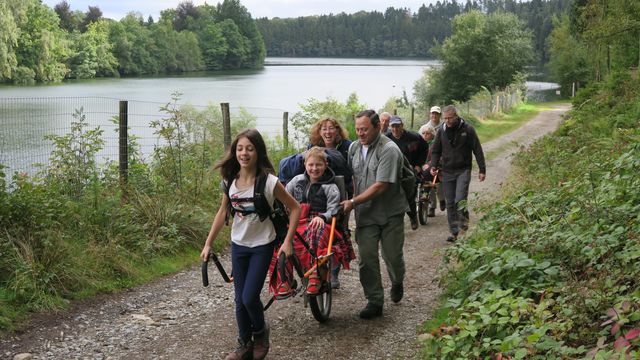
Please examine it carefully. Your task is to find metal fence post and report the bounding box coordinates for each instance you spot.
[282,111,289,149]
[221,103,231,151]
[119,100,128,188]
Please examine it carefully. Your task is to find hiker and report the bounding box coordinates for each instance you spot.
[199,129,301,360]
[430,105,486,242]
[271,146,355,297]
[308,117,352,161]
[341,110,407,319]
[387,115,428,230]
[379,111,392,135]
[418,124,443,217]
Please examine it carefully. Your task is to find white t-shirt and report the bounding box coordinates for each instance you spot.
[228,173,279,248]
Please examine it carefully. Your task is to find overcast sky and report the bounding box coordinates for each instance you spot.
[42,0,438,20]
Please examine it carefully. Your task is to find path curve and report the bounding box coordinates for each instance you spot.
[0,105,570,360]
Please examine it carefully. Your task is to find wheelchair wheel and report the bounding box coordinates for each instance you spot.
[308,278,332,323]
[418,198,428,225]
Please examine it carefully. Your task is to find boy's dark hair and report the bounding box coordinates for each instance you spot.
[356,110,380,127]
[215,129,274,182]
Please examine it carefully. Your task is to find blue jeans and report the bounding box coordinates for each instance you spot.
[231,241,275,342]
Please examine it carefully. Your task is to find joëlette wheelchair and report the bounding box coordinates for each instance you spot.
[201,175,350,323]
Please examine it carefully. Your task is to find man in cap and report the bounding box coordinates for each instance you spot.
[388,115,428,230]
[424,105,446,214]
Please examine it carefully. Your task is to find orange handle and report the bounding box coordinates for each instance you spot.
[304,216,337,278]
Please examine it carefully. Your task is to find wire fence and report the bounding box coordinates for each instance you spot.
[455,85,524,120]
[0,97,288,176]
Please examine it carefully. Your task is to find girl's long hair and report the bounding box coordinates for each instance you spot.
[215,129,275,182]
[309,117,349,147]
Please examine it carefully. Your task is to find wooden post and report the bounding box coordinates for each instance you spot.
[393,109,397,115]
[221,103,231,151]
[410,106,415,129]
[119,100,128,189]
[282,111,289,149]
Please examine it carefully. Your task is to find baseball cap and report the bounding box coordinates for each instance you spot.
[389,115,403,125]
[430,106,441,114]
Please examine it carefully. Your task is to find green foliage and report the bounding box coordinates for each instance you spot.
[257,0,570,62]
[423,72,640,358]
[430,11,534,103]
[546,15,590,96]
[289,93,364,149]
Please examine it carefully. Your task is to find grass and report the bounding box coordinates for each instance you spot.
[472,102,568,143]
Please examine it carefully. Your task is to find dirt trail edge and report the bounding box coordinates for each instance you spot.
[1,105,570,360]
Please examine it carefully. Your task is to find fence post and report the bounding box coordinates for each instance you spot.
[393,108,397,115]
[119,100,128,189]
[221,103,231,151]
[410,106,415,129]
[282,111,289,149]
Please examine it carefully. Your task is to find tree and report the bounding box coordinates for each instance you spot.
[54,1,79,32]
[546,15,589,96]
[431,11,534,102]
[0,1,19,81]
[79,6,102,32]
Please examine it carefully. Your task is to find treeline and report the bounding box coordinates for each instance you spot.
[0,0,265,84]
[256,0,571,63]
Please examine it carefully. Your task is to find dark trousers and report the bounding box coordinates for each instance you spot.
[231,241,275,342]
[441,168,471,235]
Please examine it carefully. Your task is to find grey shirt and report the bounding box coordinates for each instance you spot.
[348,133,409,227]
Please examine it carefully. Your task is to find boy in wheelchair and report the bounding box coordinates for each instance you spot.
[269,146,355,299]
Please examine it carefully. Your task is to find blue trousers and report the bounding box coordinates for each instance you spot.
[231,241,274,342]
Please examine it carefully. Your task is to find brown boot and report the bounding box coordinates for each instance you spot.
[225,339,253,360]
[252,323,270,360]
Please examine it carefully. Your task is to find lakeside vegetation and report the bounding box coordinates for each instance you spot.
[257,0,570,63]
[421,0,640,357]
[0,0,265,84]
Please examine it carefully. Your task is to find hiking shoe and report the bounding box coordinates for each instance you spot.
[446,234,457,243]
[390,283,404,303]
[427,207,436,217]
[225,339,253,360]
[359,303,383,319]
[252,323,270,360]
[440,200,446,211]
[410,214,419,230]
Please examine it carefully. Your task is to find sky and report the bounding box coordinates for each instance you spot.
[42,0,439,20]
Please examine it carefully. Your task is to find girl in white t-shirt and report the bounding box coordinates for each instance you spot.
[200,129,300,360]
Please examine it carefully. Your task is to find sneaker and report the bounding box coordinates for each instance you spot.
[410,214,419,230]
[427,207,436,217]
[252,323,270,360]
[359,303,383,319]
[276,280,296,300]
[307,275,320,295]
[390,283,404,303]
[225,339,253,360]
[440,200,446,211]
[446,234,457,243]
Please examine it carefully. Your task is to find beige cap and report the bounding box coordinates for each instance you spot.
[430,106,441,114]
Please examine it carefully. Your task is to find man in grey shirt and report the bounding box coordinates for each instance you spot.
[341,109,408,319]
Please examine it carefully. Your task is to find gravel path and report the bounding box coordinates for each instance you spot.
[0,105,570,360]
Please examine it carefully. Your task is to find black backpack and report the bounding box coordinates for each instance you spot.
[223,174,288,244]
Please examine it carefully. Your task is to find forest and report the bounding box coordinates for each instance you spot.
[0,0,265,84]
[256,0,571,63]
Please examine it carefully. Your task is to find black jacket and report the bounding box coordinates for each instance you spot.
[430,119,486,174]
[387,130,428,168]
